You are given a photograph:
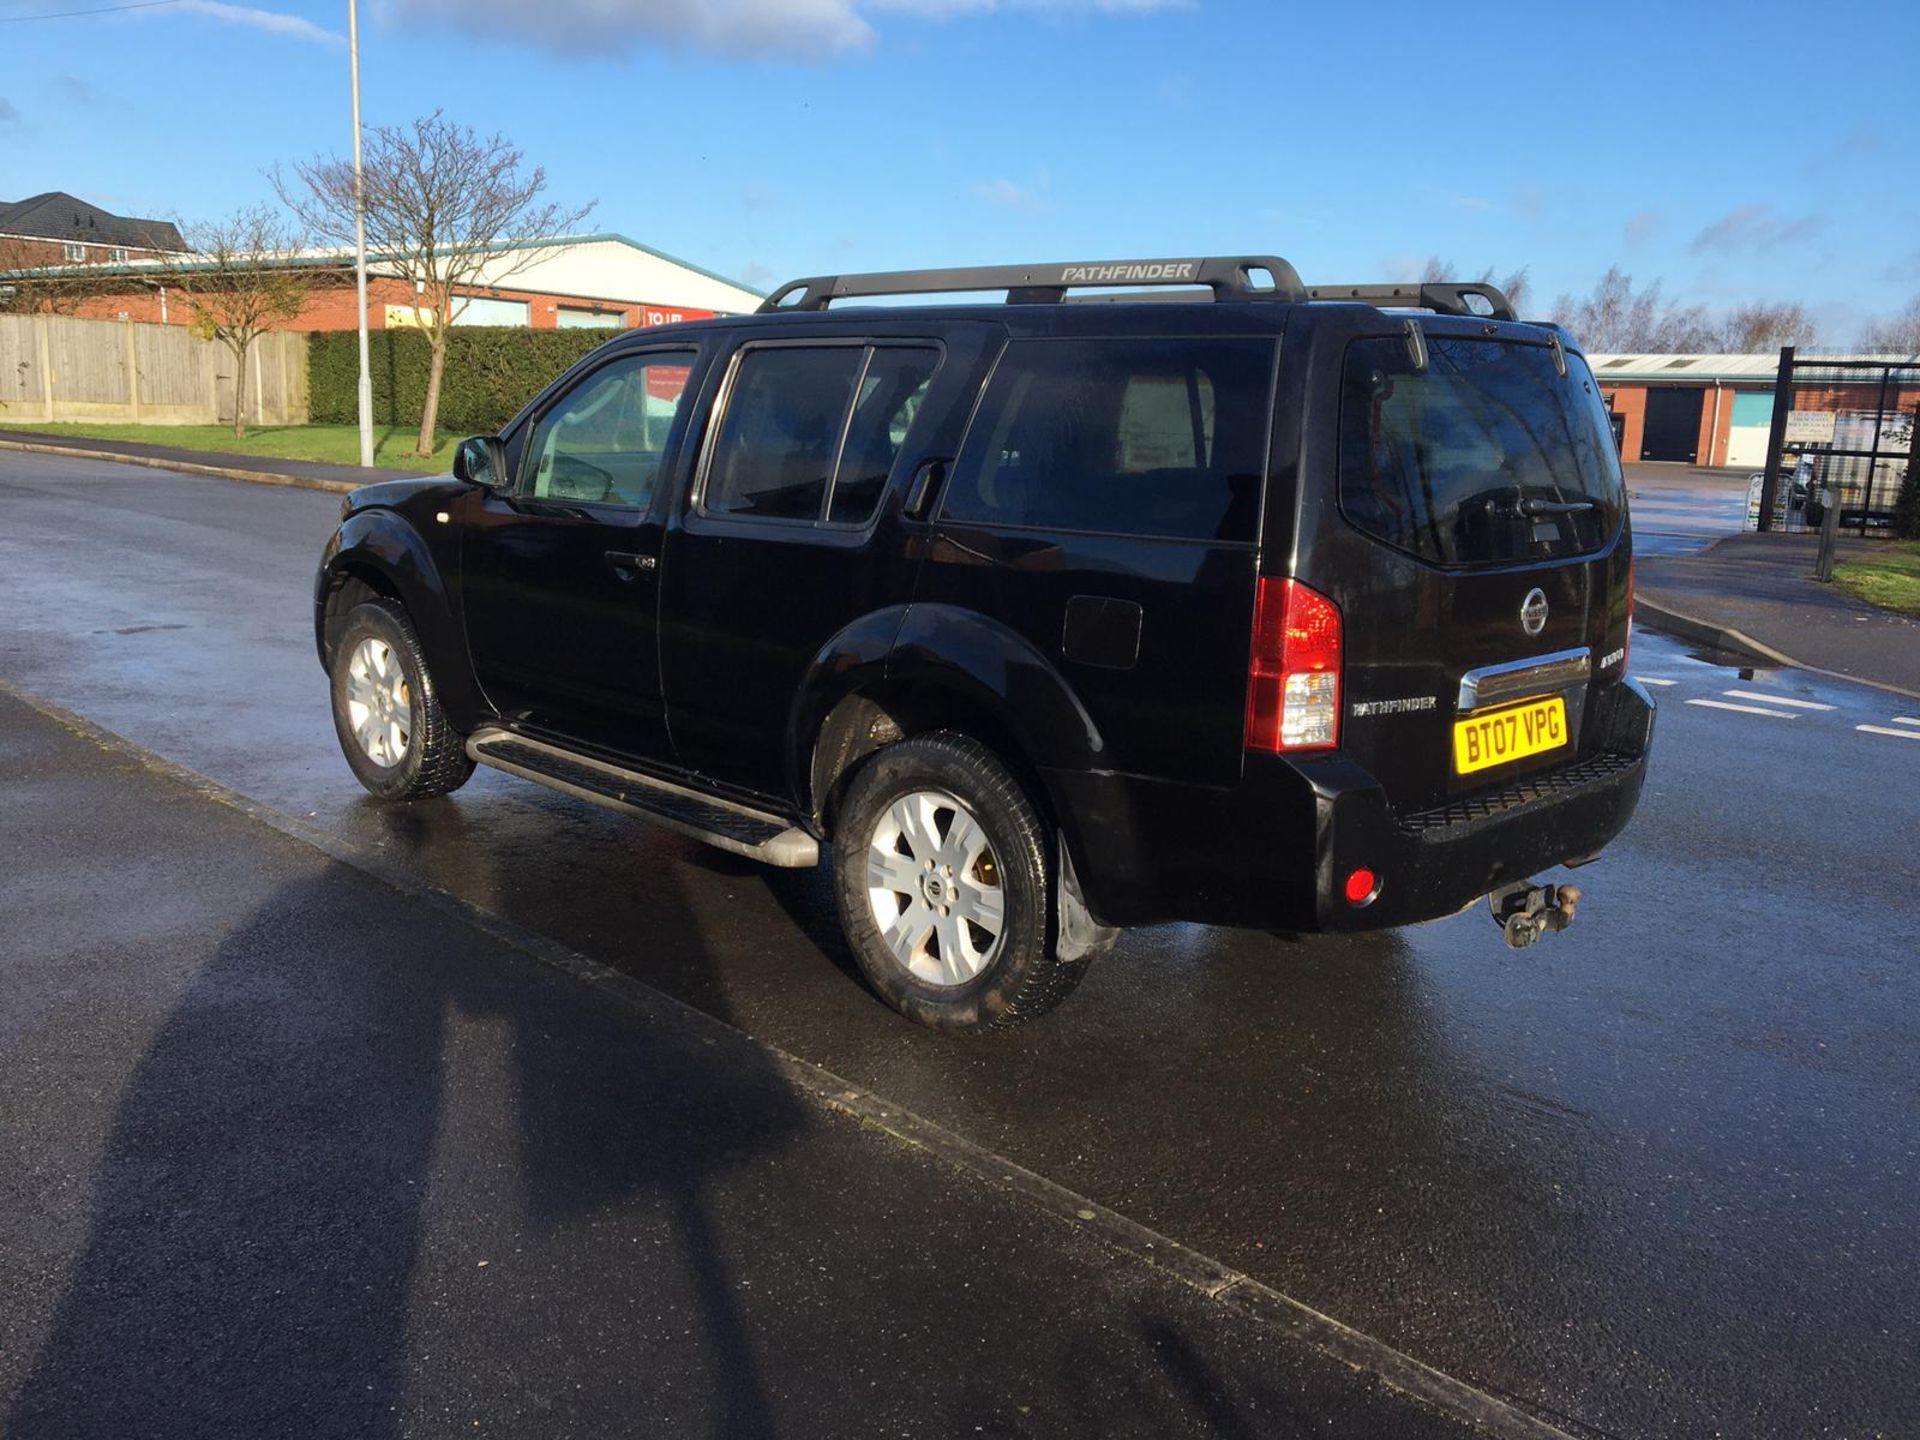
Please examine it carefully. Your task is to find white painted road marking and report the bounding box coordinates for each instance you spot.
[1858,724,1920,741]
[1686,698,1799,719]
[1721,690,1835,712]
[1892,717,1920,728]
[1637,677,1678,687]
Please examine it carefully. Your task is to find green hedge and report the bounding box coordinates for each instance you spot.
[308,327,625,435]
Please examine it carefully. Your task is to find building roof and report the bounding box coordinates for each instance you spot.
[0,192,187,252]
[1587,352,1920,382]
[0,231,765,314]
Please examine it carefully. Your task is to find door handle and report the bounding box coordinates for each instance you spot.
[902,458,950,521]
[604,550,656,581]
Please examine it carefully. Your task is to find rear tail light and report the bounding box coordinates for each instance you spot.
[1246,578,1342,752]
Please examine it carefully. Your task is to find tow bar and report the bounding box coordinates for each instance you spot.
[1489,879,1581,949]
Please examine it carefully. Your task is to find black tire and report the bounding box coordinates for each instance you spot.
[833,732,1090,1032]
[328,599,475,801]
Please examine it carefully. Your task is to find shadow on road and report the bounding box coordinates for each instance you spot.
[6,832,806,1439]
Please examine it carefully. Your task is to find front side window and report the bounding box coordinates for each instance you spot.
[1337,337,1626,567]
[524,350,694,508]
[942,337,1273,542]
[704,344,940,524]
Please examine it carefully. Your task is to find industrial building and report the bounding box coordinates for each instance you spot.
[1588,351,1920,468]
[7,231,764,332]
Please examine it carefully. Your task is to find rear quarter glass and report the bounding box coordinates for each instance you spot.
[940,336,1276,543]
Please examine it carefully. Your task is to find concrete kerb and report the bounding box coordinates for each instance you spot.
[1635,594,1920,703]
[0,437,360,495]
[0,673,1582,1440]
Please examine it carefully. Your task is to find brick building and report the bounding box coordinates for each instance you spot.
[0,192,188,268]
[8,232,762,331]
[1588,352,1920,468]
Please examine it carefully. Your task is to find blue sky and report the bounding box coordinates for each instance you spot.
[2,0,1916,340]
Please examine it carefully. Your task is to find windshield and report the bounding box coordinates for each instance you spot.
[1337,336,1626,567]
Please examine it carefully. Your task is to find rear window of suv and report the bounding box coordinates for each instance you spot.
[943,337,1274,543]
[1338,336,1626,567]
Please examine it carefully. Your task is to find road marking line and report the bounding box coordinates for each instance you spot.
[1636,677,1678,687]
[1891,716,1920,728]
[0,673,1588,1440]
[1686,698,1799,719]
[1858,724,1920,741]
[1721,689,1835,711]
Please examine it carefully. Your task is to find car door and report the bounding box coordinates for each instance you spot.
[658,335,945,798]
[462,344,704,762]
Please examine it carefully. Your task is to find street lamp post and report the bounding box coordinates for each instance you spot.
[348,0,373,468]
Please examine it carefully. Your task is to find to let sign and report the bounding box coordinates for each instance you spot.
[1784,411,1837,445]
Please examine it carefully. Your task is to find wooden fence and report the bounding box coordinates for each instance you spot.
[0,313,308,426]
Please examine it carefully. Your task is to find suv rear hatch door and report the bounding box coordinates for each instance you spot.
[1308,327,1631,815]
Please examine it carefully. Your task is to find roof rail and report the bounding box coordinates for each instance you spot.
[757,256,1307,312]
[1304,282,1516,322]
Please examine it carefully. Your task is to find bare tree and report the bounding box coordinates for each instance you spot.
[159,207,315,439]
[1420,257,1531,314]
[1858,295,1920,354]
[1550,267,1718,352]
[279,111,594,455]
[1717,301,1817,353]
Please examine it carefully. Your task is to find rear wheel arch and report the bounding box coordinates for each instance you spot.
[809,680,1057,841]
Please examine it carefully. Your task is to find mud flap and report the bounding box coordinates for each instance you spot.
[1056,842,1121,963]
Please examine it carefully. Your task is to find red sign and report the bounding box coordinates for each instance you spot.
[638,305,715,329]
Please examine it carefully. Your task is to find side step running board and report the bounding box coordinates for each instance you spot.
[465,729,819,868]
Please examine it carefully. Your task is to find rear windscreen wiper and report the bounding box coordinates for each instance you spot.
[1515,498,1594,516]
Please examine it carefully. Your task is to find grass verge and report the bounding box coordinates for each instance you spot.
[1833,542,1920,618]
[0,422,454,472]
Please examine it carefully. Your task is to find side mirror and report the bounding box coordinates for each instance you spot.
[454,435,505,488]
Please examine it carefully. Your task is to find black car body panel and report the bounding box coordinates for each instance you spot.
[315,274,1652,939]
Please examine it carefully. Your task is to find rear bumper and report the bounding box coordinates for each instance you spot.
[1048,678,1655,932]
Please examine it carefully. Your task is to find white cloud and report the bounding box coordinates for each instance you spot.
[382,0,1185,61]
[172,0,344,45]
[970,173,1050,211]
[1689,203,1823,256]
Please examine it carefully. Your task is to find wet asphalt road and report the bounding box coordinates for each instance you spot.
[3,451,1918,1438]
[1621,464,1751,558]
[3,684,1473,1440]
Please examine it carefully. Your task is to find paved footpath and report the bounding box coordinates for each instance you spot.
[0,686,1482,1440]
[0,428,425,492]
[1637,531,1920,695]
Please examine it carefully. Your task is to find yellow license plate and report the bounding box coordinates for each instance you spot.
[1453,696,1569,775]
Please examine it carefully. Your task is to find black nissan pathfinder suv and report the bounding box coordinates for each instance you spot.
[315,256,1654,1031]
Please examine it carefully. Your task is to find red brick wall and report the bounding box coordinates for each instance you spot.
[0,234,175,267]
[1602,385,1647,461]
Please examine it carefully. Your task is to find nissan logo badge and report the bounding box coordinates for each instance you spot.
[1520,588,1550,637]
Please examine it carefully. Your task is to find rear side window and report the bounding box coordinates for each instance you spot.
[703,344,940,525]
[705,347,864,520]
[943,338,1274,542]
[1338,337,1626,567]
[829,347,940,523]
